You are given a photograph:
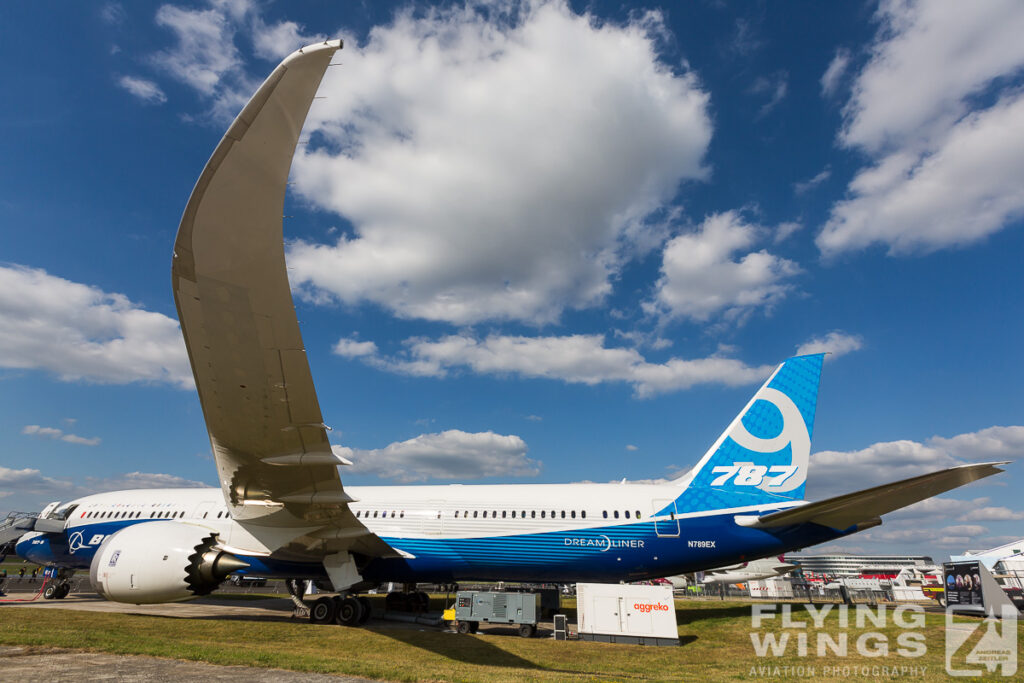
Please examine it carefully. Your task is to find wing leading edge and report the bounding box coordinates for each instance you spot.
[172,40,395,559]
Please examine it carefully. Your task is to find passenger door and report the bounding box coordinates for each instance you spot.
[652,499,679,537]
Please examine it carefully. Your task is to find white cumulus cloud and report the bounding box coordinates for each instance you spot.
[333,332,777,398]
[820,0,1024,255]
[796,331,864,359]
[287,1,712,325]
[117,75,167,104]
[807,424,1024,499]
[928,425,1024,462]
[147,0,321,122]
[337,429,538,483]
[820,93,1024,254]
[820,47,850,97]
[22,424,101,447]
[0,466,209,511]
[0,265,192,388]
[646,211,799,322]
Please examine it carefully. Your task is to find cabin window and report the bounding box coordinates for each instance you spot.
[602,511,608,518]
[502,510,507,518]
[400,511,404,518]
[561,511,566,518]
[473,511,478,518]
[391,511,396,518]
[624,511,630,519]
[481,511,487,518]
[571,511,576,519]
[521,510,526,518]
[540,510,545,518]
[581,511,586,519]
[373,511,378,518]
[551,510,556,518]
[455,511,459,518]
[635,510,641,519]
[614,510,619,519]
[530,510,535,519]
[511,511,516,518]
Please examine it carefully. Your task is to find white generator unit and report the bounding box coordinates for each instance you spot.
[576,583,679,646]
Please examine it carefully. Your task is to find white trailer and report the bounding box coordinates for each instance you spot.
[576,583,679,646]
[747,577,794,599]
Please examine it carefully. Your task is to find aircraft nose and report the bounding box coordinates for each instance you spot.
[14,534,51,565]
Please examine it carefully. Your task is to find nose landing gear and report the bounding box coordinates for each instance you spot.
[42,568,73,599]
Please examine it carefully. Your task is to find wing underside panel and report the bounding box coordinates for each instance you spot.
[172,41,397,559]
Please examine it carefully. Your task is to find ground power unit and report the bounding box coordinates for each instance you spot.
[576,583,679,646]
[453,590,542,637]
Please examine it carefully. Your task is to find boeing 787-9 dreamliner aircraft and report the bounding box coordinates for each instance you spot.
[6,41,1006,626]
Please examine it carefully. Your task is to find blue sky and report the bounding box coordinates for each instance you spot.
[2,0,1023,562]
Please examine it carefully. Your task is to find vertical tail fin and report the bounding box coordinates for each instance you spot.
[672,354,825,513]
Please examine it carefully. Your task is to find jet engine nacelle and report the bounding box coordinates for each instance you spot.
[88,522,247,604]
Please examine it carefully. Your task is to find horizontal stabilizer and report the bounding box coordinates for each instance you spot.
[739,461,1008,530]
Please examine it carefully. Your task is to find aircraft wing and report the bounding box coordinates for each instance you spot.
[172,41,395,558]
[740,462,1007,530]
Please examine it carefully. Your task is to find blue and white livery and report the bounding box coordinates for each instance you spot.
[10,41,1006,621]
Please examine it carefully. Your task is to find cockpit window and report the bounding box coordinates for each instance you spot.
[53,504,79,520]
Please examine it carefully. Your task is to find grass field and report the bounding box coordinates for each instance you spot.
[3,599,1021,681]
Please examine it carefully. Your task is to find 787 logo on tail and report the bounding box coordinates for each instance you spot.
[710,462,798,488]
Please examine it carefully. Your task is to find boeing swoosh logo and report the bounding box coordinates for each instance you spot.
[68,531,86,554]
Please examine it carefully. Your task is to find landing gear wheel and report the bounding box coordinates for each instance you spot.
[43,584,57,600]
[336,596,364,626]
[385,591,405,612]
[309,596,336,624]
[518,624,536,638]
[357,596,372,624]
[54,583,70,599]
[415,590,430,612]
[456,621,472,634]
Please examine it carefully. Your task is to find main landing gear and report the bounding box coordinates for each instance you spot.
[384,589,430,613]
[309,594,372,627]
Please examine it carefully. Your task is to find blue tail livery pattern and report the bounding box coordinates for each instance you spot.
[670,354,824,514]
